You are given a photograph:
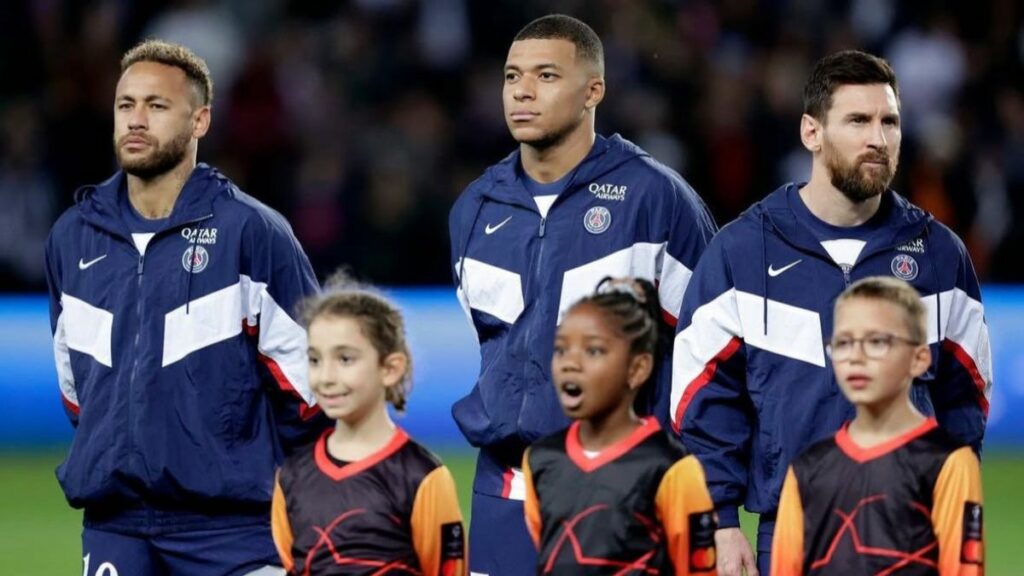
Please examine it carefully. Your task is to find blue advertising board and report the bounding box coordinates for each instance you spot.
[1,287,1022,449]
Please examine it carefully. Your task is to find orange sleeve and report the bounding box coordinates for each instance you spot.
[410,465,467,576]
[654,455,717,575]
[771,466,805,576]
[932,447,984,576]
[522,449,542,549]
[270,472,295,573]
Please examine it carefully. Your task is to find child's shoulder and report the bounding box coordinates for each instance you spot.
[400,435,446,471]
[904,424,971,472]
[915,424,969,452]
[530,428,572,453]
[285,430,326,467]
[788,434,844,478]
[654,428,689,456]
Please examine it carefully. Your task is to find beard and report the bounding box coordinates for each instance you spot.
[823,136,898,203]
[114,128,192,180]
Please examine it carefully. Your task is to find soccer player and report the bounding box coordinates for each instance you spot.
[272,274,466,576]
[772,276,984,575]
[524,278,717,575]
[671,50,992,575]
[44,40,327,575]
[448,15,716,574]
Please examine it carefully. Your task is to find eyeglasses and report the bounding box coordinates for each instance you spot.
[826,333,921,360]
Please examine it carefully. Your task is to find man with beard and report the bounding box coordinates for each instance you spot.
[671,50,992,576]
[448,14,717,576]
[44,40,326,575]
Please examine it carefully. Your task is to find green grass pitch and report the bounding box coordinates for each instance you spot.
[1,450,1020,574]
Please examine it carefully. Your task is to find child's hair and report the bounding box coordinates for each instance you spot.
[567,277,668,411]
[299,271,412,412]
[834,276,926,344]
[570,277,664,355]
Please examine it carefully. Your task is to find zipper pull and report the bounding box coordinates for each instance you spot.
[539,218,546,238]
[137,254,144,275]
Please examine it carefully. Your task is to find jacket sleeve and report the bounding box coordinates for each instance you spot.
[927,236,990,453]
[771,467,805,576]
[649,177,718,425]
[670,235,753,528]
[241,210,328,452]
[44,226,79,425]
[654,455,718,575]
[447,191,478,332]
[657,177,719,327]
[931,447,984,575]
[410,466,467,576]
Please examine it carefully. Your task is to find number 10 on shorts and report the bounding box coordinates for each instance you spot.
[83,554,118,576]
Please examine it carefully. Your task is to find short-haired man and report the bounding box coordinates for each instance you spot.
[449,14,717,576]
[672,50,992,575]
[45,40,327,575]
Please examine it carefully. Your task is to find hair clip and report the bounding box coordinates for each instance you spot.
[595,276,648,304]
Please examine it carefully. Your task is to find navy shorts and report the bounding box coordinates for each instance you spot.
[469,491,537,576]
[82,523,283,576]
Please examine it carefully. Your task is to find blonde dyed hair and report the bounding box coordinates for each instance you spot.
[121,39,214,107]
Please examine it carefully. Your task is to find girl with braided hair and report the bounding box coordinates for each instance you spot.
[523,277,719,575]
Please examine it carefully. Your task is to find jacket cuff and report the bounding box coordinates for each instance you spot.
[716,505,740,528]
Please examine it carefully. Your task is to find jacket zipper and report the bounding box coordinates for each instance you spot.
[124,213,213,482]
[514,214,549,442]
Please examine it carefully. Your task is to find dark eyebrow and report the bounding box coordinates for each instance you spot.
[504,63,562,73]
[117,94,173,103]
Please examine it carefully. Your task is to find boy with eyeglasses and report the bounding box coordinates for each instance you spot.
[771,277,983,576]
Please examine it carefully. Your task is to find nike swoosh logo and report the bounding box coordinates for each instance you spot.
[768,259,802,277]
[484,216,513,235]
[78,255,107,270]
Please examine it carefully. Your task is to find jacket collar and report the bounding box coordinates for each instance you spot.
[74,163,223,238]
[477,133,647,208]
[749,182,932,261]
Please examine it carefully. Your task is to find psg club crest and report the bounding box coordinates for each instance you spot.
[890,254,918,281]
[584,206,612,234]
[182,246,210,273]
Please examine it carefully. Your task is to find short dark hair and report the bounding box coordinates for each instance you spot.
[803,50,898,121]
[514,14,604,75]
[121,39,213,107]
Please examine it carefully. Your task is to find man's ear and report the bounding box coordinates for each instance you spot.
[192,105,211,139]
[585,76,605,110]
[800,113,822,153]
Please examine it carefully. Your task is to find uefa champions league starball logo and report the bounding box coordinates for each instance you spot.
[182,246,210,273]
[890,254,918,281]
[584,206,611,234]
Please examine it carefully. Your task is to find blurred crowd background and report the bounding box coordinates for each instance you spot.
[1,0,1022,291]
